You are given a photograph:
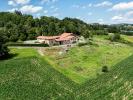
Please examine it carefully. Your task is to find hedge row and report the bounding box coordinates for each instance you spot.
[7,43,49,47]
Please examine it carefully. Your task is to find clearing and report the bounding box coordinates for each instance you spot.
[42,35,133,83]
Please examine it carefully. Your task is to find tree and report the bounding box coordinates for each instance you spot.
[19,34,27,41]
[109,33,121,42]
[0,31,9,58]
[14,10,22,16]
[48,22,57,36]
[82,29,92,39]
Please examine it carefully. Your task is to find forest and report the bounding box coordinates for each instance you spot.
[0,11,132,43]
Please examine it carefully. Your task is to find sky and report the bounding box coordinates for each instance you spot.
[0,0,133,24]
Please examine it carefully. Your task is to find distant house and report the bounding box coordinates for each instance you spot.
[37,33,79,46]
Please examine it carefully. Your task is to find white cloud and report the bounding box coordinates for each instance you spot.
[88,12,92,15]
[112,11,133,23]
[125,11,133,17]
[111,1,133,10]
[95,1,112,7]
[8,0,30,6]
[97,19,105,24]
[44,10,48,14]
[112,15,123,20]
[52,13,59,17]
[41,0,58,4]
[20,5,43,14]
[8,1,16,6]
[8,8,18,12]
[52,7,58,12]
[15,0,30,4]
[72,3,92,9]
[88,4,92,7]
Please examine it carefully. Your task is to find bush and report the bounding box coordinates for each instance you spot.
[78,43,88,47]
[7,43,49,47]
[0,34,9,59]
[109,33,121,42]
[102,66,109,73]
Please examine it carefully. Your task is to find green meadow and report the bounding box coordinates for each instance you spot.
[0,35,133,99]
[44,36,133,83]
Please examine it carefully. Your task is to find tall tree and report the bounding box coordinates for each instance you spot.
[0,30,9,58]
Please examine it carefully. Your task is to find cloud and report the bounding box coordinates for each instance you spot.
[125,11,133,17]
[44,10,48,14]
[8,0,30,6]
[94,1,112,7]
[112,15,123,20]
[52,7,59,12]
[20,5,43,14]
[112,11,133,23]
[72,3,92,9]
[8,8,18,12]
[52,13,59,17]
[41,0,58,4]
[88,12,92,16]
[111,1,133,10]
[8,1,16,6]
[97,19,105,24]
[72,1,112,9]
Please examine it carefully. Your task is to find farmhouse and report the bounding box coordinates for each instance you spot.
[37,33,79,46]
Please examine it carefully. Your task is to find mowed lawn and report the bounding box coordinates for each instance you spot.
[44,36,133,83]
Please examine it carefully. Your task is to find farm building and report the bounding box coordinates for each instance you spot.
[37,33,79,46]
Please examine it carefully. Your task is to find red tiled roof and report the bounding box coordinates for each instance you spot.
[56,35,75,41]
[60,33,73,38]
[37,36,60,40]
[37,33,75,41]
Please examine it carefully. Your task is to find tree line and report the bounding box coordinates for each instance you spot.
[0,11,133,58]
[1,11,131,42]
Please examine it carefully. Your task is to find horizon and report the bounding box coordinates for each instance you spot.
[0,0,133,24]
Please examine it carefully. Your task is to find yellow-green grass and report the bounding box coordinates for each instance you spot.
[121,35,133,43]
[9,48,38,59]
[44,36,133,83]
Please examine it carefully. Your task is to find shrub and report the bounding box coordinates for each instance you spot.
[109,33,121,42]
[74,66,83,72]
[78,43,88,47]
[102,66,109,73]
[7,43,49,47]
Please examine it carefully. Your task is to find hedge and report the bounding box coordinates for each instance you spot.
[7,43,49,47]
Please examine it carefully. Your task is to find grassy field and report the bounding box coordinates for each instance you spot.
[0,35,133,99]
[122,35,133,43]
[0,47,133,100]
[44,36,133,83]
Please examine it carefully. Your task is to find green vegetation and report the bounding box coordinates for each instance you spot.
[0,11,133,100]
[0,32,9,59]
[122,35,133,43]
[7,43,49,47]
[0,47,132,99]
[44,36,133,83]
[0,11,132,43]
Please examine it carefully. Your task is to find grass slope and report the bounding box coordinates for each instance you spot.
[0,49,76,100]
[44,36,133,83]
[0,48,133,100]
